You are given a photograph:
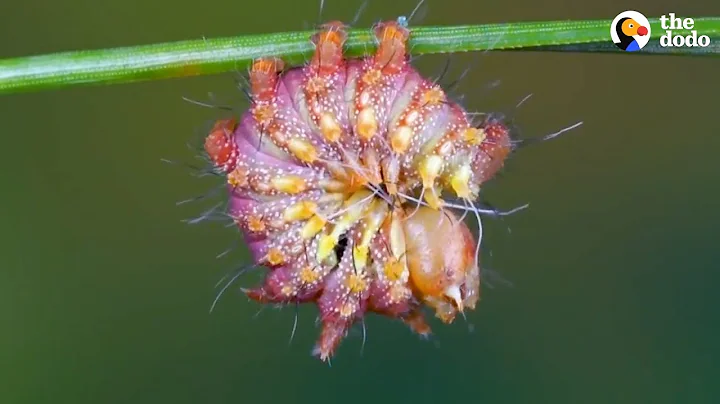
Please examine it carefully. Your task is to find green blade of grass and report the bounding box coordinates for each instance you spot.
[1,17,718,94]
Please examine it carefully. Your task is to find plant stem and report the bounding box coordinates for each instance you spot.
[1,18,718,94]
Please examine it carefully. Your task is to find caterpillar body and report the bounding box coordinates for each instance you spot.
[203,19,515,361]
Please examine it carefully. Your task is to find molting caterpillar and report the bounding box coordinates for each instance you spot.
[195,16,576,362]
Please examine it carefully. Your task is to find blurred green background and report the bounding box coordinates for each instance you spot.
[2,0,719,402]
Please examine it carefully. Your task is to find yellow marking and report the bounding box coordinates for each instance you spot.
[299,266,318,284]
[346,273,367,293]
[357,108,378,140]
[386,183,398,196]
[318,193,347,204]
[287,138,317,163]
[353,199,389,271]
[359,199,388,241]
[463,127,487,145]
[362,69,381,85]
[353,245,369,271]
[301,215,326,239]
[319,112,341,142]
[424,189,444,210]
[325,161,349,181]
[390,126,412,154]
[389,209,406,261]
[419,155,443,189]
[319,178,346,193]
[361,147,383,184]
[316,234,337,263]
[361,200,389,245]
[384,259,405,282]
[227,167,248,188]
[347,172,369,193]
[450,165,472,199]
[283,200,317,222]
[306,76,327,96]
[422,86,445,106]
[316,190,373,262]
[382,157,400,196]
[266,248,285,265]
[247,215,266,232]
[252,104,274,125]
[271,175,307,194]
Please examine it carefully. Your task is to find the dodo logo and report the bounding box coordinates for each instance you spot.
[611,11,651,52]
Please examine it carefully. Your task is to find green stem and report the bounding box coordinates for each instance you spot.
[1,17,719,94]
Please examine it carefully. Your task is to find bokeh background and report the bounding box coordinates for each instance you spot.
[2,0,719,402]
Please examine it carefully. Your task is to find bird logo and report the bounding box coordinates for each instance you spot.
[611,11,651,52]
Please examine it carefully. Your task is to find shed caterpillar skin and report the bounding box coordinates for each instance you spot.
[203,19,514,361]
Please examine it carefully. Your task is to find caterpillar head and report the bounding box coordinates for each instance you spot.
[402,207,480,323]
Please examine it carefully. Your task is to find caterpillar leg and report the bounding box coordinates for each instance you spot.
[248,57,288,151]
[302,21,350,147]
[249,57,284,104]
[373,20,410,74]
[310,21,348,76]
[313,240,369,362]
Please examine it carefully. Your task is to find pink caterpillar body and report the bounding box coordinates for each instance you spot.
[204,20,512,361]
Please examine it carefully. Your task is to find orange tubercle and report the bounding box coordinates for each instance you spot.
[310,21,348,75]
[373,21,411,74]
[250,57,284,102]
[204,118,238,172]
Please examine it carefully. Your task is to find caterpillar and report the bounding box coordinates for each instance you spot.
[198,17,570,362]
